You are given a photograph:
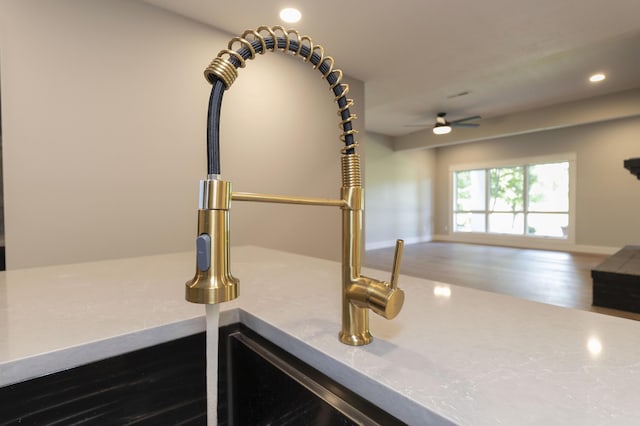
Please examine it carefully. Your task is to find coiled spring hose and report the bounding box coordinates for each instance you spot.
[204,26,359,176]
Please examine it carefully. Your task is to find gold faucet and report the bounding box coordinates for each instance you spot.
[185,26,405,346]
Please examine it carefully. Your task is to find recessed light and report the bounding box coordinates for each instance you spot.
[279,7,301,23]
[589,73,606,83]
[433,285,452,298]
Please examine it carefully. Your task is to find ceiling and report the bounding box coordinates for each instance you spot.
[142,0,640,137]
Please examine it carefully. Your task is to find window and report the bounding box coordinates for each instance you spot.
[453,160,570,239]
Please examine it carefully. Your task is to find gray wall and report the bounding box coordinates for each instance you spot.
[0,0,364,268]
[364,132,434,249]
[433,116,640,252]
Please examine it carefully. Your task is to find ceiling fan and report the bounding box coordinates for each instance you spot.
[432,112,481,135]
[407,112,482,135]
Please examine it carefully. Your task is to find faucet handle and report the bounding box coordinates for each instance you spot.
[346,239,406,321]
[390,239,404,290]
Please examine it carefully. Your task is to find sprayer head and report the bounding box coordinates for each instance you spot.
[185,179,239,304]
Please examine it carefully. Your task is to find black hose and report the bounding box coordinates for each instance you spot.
[207,80,225,176]
[205,35,356,176]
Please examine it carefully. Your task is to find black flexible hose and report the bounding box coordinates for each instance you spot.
[206,36,356,176]
[207,80,225,176]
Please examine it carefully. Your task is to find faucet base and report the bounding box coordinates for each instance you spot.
[339,303,372,346]
[338,331,372,346]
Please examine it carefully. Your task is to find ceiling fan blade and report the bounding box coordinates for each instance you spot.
[451,122,480,128]
[451,115,481,124]
[405,112,480,130]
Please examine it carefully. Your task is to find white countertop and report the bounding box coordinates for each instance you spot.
[1,246,640,425]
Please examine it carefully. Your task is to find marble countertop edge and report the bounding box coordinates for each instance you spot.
[0,309,240,388]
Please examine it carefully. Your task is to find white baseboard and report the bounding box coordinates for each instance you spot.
[365,235,432,251]
[432,233,619,255]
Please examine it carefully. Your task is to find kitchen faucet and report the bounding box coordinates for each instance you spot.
[185,26,404,346]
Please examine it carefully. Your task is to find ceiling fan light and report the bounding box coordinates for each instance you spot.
[433,124,452,135]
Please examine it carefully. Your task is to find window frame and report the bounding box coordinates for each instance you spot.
[449,153,576,244]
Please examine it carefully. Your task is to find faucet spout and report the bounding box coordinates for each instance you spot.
[186,26,405,346]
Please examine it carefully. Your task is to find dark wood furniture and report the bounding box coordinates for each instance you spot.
[624,157,640,179]
[592,246,640,313]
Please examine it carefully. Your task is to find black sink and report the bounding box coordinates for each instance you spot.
[0,324,405,425]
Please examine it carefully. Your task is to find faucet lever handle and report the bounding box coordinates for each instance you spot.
[390,239,404,290]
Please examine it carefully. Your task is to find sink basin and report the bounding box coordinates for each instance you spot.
[0,324,404,425]
[219,324,405,425]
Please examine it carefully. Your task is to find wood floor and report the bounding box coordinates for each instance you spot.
[365,241,640,321]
